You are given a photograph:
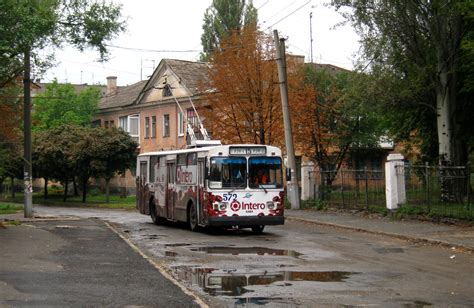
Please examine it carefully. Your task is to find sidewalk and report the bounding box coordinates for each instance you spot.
[285,209,474,252]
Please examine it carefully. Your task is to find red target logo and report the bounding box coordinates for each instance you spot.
[230,200,241,211]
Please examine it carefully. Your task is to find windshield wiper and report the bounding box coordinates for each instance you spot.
[258,184,268,193]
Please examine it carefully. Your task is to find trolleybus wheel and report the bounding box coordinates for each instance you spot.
[188,202,198,231]
[251,225,265,234]
[150,202,162,225]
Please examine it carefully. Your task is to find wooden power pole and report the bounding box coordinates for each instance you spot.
[273,30,300,209]
[23,48,33,218]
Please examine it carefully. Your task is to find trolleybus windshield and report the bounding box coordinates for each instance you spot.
[249,157,283,189]
[209,157,246,189]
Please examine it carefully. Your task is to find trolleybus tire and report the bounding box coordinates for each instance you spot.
[150,201,163,225]
[188,202,198,232]
[251,225,265,234]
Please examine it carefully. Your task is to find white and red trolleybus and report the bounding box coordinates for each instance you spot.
[136,144,285,234]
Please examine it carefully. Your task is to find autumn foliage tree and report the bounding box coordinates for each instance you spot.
[202,26,284,146]
[292,66,384,185]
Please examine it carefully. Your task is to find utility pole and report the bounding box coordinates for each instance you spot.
[309,12,314,63]
[23,48,33,218]
[273,30,300,209]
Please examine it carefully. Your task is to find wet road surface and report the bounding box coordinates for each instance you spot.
[34,206,474,307]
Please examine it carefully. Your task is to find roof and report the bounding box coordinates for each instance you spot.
[32,82,106,96]
[164,59,210,95]
[306,63,351,75]
[98,80,147,110]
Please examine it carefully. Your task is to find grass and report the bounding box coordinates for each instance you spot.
[0,191,136,210]
[0,203,23,215]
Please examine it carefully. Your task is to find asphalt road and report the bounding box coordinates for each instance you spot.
[6,206,474,307]
[0,218,201,307]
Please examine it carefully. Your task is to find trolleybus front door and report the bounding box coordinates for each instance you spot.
[197,158,205,224]
[166,162,176,220]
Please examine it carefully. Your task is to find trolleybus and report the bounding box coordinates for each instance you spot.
[136,144,285,233]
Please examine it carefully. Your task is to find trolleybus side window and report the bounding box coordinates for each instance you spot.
[149,156,158,182]
[249,157,283,188]
[140,161,148,182]
[209,157,246,189]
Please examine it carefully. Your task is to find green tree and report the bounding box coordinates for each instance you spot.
[72,127,137,203]
[89,127,138,203]
[33,81,100,131]
[293,67,385,185]
[33,125,84,200]
[331,0,474,165]
[200,0,258,61]
[0,141,23,198]
[0,0,126,85]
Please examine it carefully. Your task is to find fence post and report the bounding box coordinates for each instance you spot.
[364,167,369,211]
[385,153,406,210]
[301,161,314,201]
[341,170,345,208]
[425,162,431,211]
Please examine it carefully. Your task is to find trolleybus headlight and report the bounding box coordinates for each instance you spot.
[219,202,228,211]
[267,201,276,210]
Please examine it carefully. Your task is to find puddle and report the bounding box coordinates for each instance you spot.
[373,247,405,254]
[234,297,291,305]
[165,243,191,247]
[189,246,302,258]
[165,251,178,257]
[171,266,355,297]
[402,301,432,307]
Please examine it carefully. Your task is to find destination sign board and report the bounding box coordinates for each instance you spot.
[229,146,266,155]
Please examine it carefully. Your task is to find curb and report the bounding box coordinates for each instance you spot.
[286,216,474,254]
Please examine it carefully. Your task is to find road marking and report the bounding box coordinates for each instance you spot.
[104,221,209,308]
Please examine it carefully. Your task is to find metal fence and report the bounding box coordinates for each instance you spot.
[314,168,386,211]
[403,164,472,219]
[311,165,473,220]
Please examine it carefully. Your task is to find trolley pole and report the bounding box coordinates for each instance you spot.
[23,48,33,218]
[273,30,300,209]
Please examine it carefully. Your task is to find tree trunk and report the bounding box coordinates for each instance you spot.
[44,177,48,200]
[73,177,79,196]
[10,177,15,199]
[82,179,87,203]
[63,179,68,202]
[105,178,110,203]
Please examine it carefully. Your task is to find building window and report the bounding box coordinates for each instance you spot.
[163,84,172,97]
[163,114,170,137]
[151,116,156,138]
[119,116,127,130]
[178,112,184,136]
[119,115,139,143]
[187,108,199,130]
[104,120,109,128]
[145,117,150,138]
[109,120,114,127]
[128,115,140,144]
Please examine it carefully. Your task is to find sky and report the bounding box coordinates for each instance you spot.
[42,0,360,86]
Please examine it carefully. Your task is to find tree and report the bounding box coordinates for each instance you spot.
[292,66,385,185]
[0,0,126,85]
[72,127,137,203]
[0,141,23,198]
[33,125,84,200]
[200,0,258,61]
[89,127,138,203]
[33,81,100,131]
[201,26,284,146]
[331,0,474,166]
